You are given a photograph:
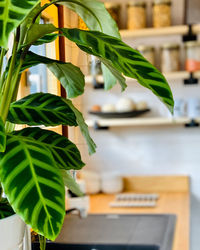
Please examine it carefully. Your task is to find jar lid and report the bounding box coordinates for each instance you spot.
[137,45,155,52]
[184,41,200,48]
[161,43,179,49]
[153,0,171,5]
[105,2,121,9]
[128,1,146,7]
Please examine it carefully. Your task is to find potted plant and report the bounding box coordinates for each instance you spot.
[0,0,174,249]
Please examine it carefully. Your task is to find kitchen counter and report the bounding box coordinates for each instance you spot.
[55,213,176,250]
[89,176,190,250]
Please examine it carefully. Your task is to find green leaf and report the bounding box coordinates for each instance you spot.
[56,0,120,89]
[13,127,85,170]
[0,134,65,240]
[48,61,85,99]
[57,0,120,37]
[25,23,57,46]
[0,198,15,219]
[100,58,127,91]
[7,93,78,127]
[19,2,42,45]
[61,170,83,197]
[61,29,174,112]
[22,51,85,98]
[0,117,6,152]
[33,33,59,46]
[64,99,96,155]
[101,64,117,91]
[0,0,40,48]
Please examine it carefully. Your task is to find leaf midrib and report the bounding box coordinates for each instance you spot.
[11,103,69,113]
[11,134,74,151]
[21,140,55,236]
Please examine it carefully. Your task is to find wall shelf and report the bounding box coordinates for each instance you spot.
[86,117,200,128]
[120,24,200,39]
[85,71,200,86]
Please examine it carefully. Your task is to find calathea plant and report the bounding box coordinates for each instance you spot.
[0,0,174,248]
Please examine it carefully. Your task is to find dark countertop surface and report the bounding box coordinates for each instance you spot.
[54,213,176,250]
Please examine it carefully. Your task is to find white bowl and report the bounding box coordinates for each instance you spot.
[101,175,124,194]
[85,179,101,194]
[80,170,101,194]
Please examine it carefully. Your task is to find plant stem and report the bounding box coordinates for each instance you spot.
[0,183,3,202]
[0,27,23,123]
[0,28,20,123]
[0,48,5,78]
[4,73,21,133]
[39,235,46,250]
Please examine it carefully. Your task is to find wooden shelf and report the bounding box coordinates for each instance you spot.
[86,117,196,128]
[85,71,199,85]
[120,24,200,39]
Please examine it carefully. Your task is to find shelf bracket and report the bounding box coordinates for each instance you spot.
[94,121,109,130]
[185,119,199,127]
[184,73,198,85]
[92,77,104,89]
[182,24,197,42]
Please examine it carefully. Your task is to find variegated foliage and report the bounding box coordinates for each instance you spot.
[7,93,78,127]
[0,0,40,48]
[61,28,174,112]
[7,92,96,155]
[0,133,65,240]
[13,127,85,170]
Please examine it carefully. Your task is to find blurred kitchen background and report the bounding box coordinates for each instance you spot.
[27,1,200,249]
[64,1,200,249]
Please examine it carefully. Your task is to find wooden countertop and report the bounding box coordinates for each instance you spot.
[88,176,190,250]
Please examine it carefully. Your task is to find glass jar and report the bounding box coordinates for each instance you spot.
[88,55,102,76]
[105,2,121,27]
[127,2,146,30]
[137,45,155,65]
[161,43,180,73]
[185,41,200,72]
[153,0,171,28]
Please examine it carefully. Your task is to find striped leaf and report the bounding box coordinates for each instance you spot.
[64,99,96,155]
[0,134,65,240]
[61,28,174,112]
[13,127,85,170]
[21,51,85,98]
[0,0,40,48]
[0,198,15,219]
[56,0,120,90]
[33,33,59,46]
[61,170,84,197]
[25,23,57,46]
[7,93,78,127]
[56,0,120,37]
[0,117,6,152]
[100,58,127,91]
[19,3,42,45]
